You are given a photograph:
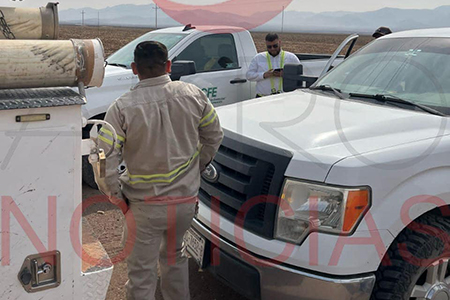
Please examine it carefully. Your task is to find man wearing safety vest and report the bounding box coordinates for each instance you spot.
[92,41,223,300]
[246,33,301,97]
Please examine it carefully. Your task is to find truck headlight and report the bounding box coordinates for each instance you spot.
[275,179,370,244]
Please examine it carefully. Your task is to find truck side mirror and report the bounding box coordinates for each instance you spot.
[283,64,318,92]
[170,61,197,81]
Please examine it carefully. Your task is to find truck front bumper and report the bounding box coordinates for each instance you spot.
[191,218,376,300]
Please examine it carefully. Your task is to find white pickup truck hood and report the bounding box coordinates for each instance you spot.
[104,65,133,78]
[216,89,450,181]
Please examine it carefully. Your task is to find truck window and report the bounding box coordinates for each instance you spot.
[106,32,187,68]
[316,37,450,114]
[175,33,239,73]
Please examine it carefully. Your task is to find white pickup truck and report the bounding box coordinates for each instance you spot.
[81,25,357,188]
[187,28,450,300]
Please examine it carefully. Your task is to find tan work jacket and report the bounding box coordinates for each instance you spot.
[93,75,223,204]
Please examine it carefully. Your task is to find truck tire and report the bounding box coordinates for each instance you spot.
[82,155,98,189]
[371,213,450,300]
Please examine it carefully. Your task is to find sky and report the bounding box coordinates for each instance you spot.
[1,0,449,13]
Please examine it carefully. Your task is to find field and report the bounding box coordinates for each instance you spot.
[59,25,373,57]
[70,24,373,300]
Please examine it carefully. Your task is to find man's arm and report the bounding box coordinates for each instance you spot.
[92,102,128,213]
[246,55,272,82]
[198,94,223,172]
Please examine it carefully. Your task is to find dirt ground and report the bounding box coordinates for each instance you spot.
[72,24,373,300]
[60,25,372,57]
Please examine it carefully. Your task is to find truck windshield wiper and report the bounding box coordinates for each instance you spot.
[310,84,346,99]
[349,93,446,116]
[106,62,128,69]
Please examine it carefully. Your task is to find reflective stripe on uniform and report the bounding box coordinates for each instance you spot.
[99,127,125,149]
[199,106,217,128]
[266,50,286,94]
[98,135,121,149]
[128,150,200,184]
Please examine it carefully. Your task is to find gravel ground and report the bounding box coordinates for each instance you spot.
[82,183,248,300]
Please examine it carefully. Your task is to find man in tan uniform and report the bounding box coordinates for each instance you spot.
[92,41,223,300]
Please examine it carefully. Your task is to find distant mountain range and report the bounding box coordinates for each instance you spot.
[59,4,450,34]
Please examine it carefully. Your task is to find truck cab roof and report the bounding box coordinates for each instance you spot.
[153,25,247,35]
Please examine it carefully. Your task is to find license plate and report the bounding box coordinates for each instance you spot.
[184,228,205,267]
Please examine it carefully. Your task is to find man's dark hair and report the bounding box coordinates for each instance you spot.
[265,33,279,42]
[134,41,168,77]
[372,26,392,39]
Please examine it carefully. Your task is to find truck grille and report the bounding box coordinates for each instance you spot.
[199,129,292,239]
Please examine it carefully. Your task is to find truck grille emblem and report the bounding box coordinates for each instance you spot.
[202,164,219,183]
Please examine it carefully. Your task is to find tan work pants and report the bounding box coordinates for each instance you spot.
[123,200,196,300]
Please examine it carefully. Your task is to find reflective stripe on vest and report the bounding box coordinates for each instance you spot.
[128,150,200,185]
[266,50,285,94]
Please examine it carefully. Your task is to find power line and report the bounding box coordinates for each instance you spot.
[81,10,85,26]
[152,4,160,29]
[98,11,100,34]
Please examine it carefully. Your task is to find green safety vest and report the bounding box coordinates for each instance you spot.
[266,50,286,94]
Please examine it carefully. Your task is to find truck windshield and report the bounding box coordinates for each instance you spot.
[315,37,450,114]
[106,32,187,68]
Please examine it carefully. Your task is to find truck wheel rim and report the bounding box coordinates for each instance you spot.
[410,258,450,300]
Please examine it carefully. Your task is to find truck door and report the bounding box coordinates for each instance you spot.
[318,34,359,78]
[174,33,248,107]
